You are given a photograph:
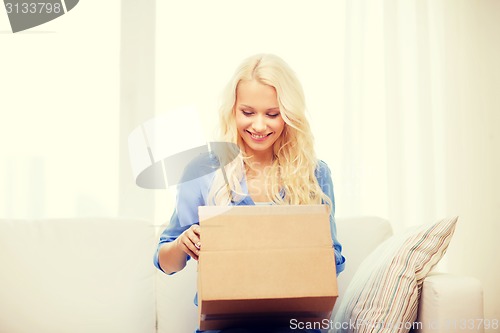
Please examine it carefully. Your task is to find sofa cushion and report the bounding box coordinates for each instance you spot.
[0,218,156,333]
[331,216,458,333]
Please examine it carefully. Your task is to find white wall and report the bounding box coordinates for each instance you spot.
[0,1,121,218]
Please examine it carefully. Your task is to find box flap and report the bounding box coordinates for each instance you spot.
[198,205,332,251]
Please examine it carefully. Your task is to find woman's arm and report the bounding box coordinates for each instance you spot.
[154,180,205,274]
[157,224,201,274]
[154,154,216,274]
[316,160,346,275]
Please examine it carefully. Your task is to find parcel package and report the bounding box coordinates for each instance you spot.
[198,205,337,331]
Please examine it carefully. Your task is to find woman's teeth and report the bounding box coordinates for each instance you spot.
[250,132,269,139]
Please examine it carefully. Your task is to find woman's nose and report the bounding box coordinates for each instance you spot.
[252,116,267,132]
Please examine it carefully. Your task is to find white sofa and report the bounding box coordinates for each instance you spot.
[0,217,483,333]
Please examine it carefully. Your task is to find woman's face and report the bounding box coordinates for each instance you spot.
[234,80,285,160]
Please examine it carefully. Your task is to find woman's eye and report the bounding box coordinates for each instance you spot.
[241,110,253,116]
[267,114,279,118]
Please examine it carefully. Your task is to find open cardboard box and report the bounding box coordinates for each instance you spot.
[197,205,338,331]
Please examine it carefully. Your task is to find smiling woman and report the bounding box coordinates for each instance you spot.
[154,53,345,333]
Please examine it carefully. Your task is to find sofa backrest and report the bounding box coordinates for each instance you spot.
[0,216,393,333]
[0,218,157,333]
[155,216,394,332]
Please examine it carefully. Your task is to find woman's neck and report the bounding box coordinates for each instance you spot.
[248,154,274,169]
[247,149,274,166]
[245,156,274,181]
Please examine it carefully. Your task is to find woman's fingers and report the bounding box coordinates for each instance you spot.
[192,224,201,236]
[183,243,198,260]
[180,237,198,260]
[191,225,201,249]
[179,225,201,260]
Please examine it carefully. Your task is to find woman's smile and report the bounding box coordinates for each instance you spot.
[246,130,273,142]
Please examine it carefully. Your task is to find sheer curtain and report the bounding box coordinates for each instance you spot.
[339,0,447,229]
[339,0,500,324]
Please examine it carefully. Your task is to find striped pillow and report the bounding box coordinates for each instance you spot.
[331,217,458,333]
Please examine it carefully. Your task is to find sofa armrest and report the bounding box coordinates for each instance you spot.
[414,272,484,333]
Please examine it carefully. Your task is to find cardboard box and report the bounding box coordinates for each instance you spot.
[197,205,338,331]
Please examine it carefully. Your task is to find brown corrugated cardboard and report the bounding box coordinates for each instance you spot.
[198,205,338,331]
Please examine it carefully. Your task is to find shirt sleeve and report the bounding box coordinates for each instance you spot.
[153,154,217,273]
[153,209,191,274]
[316,160,346,275]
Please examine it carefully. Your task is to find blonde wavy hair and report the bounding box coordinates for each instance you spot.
[207,53,332,208]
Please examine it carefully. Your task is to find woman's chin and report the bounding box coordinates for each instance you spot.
[243,142,273,156]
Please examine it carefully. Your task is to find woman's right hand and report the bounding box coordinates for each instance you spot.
[175,224,201,260]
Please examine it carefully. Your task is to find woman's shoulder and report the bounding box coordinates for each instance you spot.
[179,143,240,183]
[316,159,330,170]
[315,159,335,200]
[178,151,220,184]
[315,159,332,180]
